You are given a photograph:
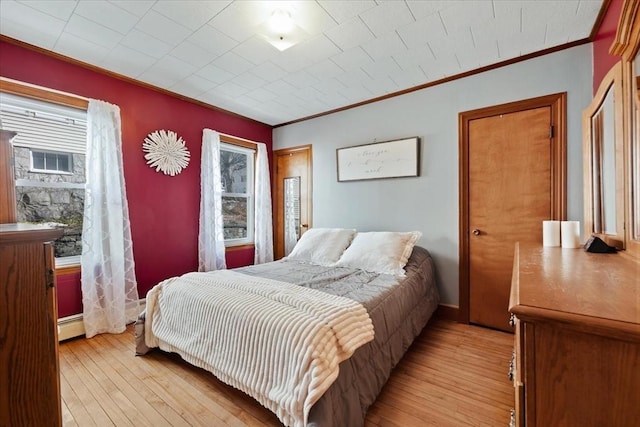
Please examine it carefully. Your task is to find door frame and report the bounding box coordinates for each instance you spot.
[458,93,567,323]
[273,144,313,259]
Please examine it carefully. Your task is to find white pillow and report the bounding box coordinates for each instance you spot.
[286,228,356,266]
[335,231,422,276]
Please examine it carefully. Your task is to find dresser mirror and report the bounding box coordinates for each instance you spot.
[614,1,640,256]
[283,176,301,256]
[583,62,625,247]
[588,0,640,257]
[631,53,640,242]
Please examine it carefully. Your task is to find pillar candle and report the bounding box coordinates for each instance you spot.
[561,221,581,248]
[542,220,560,247]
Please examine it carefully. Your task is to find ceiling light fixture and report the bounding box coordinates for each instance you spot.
[259,7,307,52]
[268,9,294,34]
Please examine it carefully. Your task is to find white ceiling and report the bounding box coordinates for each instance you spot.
[0,0,604,126]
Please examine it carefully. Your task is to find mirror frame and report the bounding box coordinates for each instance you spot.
[610,0,640,258]
[583,62,625,248]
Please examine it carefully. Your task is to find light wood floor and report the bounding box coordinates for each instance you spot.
[59,318,514,427]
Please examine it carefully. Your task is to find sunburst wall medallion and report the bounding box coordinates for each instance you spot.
[142,129,190,176]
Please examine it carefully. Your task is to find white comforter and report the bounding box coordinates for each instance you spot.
[144,269,374,427]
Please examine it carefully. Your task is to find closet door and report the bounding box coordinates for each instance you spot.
[459,94,566,332]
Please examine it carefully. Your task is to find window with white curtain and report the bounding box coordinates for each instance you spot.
[220,141,255,245]
[0,91,87,264]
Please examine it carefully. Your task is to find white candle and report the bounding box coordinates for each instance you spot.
[542,220,560,247]
[561,221,581,248]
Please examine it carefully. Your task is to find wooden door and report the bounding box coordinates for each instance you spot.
[459,94,566,332]
[274,145,312,260]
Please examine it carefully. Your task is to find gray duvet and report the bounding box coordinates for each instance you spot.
[135,246,439,426]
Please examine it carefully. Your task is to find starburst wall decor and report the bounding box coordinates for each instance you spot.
[142,129,190,176]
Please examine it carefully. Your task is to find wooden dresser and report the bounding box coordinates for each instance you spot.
[509,242,640,427]
[0,223,64,427]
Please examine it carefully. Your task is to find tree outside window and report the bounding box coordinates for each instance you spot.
[220,143,254,243]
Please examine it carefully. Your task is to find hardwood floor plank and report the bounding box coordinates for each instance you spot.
[58,349,117,426]
[60,391,78,427]
[98,335,228,426]
[106,346,196,426]
[64,334,198,427]
[378,375,509,426]
[59,318,514,426]
[80,336,172,427]
[394,360,513,406]
[65,339,138,427]
[59,369,97,427]
[156,352,281,427]
[98,326,280,426]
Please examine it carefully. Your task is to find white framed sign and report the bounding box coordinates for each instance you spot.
[336,137,420,182]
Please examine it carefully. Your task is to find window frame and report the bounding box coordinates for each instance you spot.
[220,140,256,247]
[1,78,88,268]
[220,133,258,250]
[30,149,74,174]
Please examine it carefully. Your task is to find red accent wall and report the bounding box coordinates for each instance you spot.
[57,270,82,318]
[593,0,624,93]
[0,40,273,317]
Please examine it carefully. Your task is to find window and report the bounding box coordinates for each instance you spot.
[0,91,87,263]
[31,150,73,173]
[220,141,255,245]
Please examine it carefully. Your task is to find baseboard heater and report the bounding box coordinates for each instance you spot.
[57,299,146,341]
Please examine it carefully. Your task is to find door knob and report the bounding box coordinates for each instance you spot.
[472,229,481,236]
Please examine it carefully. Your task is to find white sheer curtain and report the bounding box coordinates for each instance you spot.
[81,99,139,338]
[199,129,227,271]
[254,143,274,264]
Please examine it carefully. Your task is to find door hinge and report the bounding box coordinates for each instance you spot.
[549,125,554,139]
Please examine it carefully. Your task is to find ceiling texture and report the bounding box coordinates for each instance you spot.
[0,0,604,126]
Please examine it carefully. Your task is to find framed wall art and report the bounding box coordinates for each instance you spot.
[142,129,190,176]
[336,136,420,182]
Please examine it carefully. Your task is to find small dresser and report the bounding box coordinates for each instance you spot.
[0,223,64,427]
[509,242,640,427]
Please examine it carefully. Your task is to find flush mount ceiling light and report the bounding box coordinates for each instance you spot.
[268,9,294,33]
[259,8,308,51]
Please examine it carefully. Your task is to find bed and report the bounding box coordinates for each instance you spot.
[135,229,439,427]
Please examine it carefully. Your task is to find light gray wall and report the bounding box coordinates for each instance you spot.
[272,44,593,306]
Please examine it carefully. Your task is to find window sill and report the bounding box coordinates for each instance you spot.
[30,169,73,175]
[55,255,80,275]
[56,255,80,267]
[225,243,254,252]
[55,264,80,276]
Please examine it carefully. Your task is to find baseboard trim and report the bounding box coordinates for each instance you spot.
[57,298,146,342]
[435,304,459,321]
